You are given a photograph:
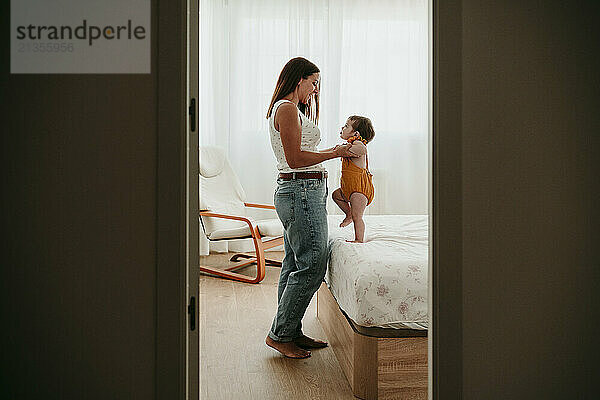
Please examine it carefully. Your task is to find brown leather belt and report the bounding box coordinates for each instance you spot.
[278,171,328,180]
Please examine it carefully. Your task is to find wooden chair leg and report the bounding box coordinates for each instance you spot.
[265,258,282,267]
[199,252,265,283]
[230,253,282,267]
[230,253,252,262]
[198,265,264,284]
[200,232,284,284]
[200,240,267,284]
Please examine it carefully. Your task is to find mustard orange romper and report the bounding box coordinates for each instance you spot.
[340,156,375,205]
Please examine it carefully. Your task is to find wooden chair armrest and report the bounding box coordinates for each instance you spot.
[198,211,260,237]
[199,211,252,225]
[244,202,276,210]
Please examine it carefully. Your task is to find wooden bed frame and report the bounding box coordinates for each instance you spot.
[316,283,428,400]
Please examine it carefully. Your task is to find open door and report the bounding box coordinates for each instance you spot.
[186,0,200,398]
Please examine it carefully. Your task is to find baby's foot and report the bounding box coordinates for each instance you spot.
[340,216,353,227]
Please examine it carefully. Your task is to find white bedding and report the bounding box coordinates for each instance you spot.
[325,214,429,330]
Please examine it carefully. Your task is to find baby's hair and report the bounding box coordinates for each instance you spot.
[348,115,375,143]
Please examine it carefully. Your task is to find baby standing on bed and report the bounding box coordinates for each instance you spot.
[332,115,375,243]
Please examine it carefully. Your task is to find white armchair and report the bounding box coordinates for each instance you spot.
[199,146,284,283]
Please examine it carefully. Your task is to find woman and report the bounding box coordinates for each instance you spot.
[265,57,354,359]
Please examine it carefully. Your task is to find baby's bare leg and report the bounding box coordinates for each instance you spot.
[349,192,368,242]
[332,188,352,227]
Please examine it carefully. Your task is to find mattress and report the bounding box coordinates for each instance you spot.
[325,214,429,330]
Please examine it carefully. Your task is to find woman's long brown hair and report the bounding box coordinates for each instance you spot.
[266,57,320,124]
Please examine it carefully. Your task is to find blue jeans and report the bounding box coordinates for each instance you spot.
[268,177,328,342]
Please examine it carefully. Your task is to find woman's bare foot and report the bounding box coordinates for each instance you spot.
[266,336,311,359]
[340,216,353,227]
[345,239,364,243]
[294,335,328,349]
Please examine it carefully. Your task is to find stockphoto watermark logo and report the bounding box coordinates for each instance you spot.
[11,0,151,74]
[15,19,147,47]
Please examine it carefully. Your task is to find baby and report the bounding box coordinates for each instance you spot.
[331,115,375,243]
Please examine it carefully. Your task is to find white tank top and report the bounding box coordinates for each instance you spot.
[269,99,325,173]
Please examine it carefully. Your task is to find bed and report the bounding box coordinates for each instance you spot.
[317,214,429,400]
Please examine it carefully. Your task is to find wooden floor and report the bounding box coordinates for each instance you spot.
[199,251,355,400]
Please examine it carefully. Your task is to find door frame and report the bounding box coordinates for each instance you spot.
[156,0,199,398]
[430,1,463,398]
[186,0,200,397]
[177,0,466,398]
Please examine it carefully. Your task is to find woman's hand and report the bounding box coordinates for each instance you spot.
[348,141,367,157]
[334,143,356,158]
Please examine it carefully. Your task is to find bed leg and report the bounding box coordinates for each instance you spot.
[317,283,428,400]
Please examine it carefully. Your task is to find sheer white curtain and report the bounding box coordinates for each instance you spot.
[199,0,428,253]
